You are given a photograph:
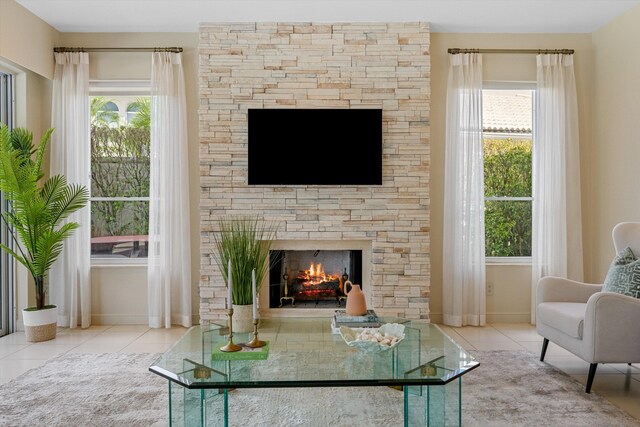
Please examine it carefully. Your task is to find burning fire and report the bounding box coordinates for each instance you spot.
[308,262,324,279]
[298,262,341,287]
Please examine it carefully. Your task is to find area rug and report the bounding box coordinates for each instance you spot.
[0,351,637,426]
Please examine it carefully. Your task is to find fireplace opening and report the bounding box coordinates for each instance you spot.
[268,250,363,309]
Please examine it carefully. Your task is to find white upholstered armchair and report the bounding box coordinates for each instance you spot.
[536,222,640,393]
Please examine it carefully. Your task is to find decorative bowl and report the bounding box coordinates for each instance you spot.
[339,323,406,353]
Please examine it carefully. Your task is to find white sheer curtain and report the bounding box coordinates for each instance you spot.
[50,52,91,328]
[147,52,192,328]
[443,53,486,327]
[531,54,583,324]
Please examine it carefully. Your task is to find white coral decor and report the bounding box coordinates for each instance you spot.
[340,323,405,353]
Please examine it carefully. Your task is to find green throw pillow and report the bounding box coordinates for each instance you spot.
[602,247,640,298]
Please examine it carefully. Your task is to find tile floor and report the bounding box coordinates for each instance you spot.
[0,323,638,421]
[0,324,186,385]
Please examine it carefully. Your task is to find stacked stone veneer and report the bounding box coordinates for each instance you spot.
[199,22,430,323]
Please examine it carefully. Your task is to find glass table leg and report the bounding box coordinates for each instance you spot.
[404,378,462,426]
[169,387,227,427]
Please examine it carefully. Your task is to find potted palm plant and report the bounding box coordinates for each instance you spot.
[0,126,89,342]
[213,216,278,332]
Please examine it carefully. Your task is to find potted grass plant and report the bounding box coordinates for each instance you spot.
[0,126,89,342]
[213,216,278,332]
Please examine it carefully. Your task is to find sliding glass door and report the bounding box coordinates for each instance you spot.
[0,71,14,337]
[0,193,11,338]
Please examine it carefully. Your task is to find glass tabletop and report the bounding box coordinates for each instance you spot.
[149,317,479,389]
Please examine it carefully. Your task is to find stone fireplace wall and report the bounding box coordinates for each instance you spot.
[199,22,430,323]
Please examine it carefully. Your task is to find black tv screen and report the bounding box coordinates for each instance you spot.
[248,109,382,185]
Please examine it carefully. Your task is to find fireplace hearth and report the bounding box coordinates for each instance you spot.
[269,250,362,309]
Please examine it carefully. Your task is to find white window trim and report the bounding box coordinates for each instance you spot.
[91,197,149,202]
[486,256,532,265]
[484,80,536,90]
[91,256,148,266]
[89,80,150,96]
[485,196,532,202]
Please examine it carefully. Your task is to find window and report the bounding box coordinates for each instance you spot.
[483,86,534,259]
[0,70,15,336]
[90,85,150,261]
[0,71,12,127]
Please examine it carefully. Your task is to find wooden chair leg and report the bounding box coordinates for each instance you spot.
[586,363,598,393]
[540,338,549,362]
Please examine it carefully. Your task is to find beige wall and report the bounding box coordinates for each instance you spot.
[90,267,149,324]
[0,0,58,79]
[58,33,201,324]
[429,33,593,323]
[590,4,640,283]
[0,0,57,175]
[0,0,57,188]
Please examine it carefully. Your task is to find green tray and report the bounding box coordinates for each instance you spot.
[211,341,270,361]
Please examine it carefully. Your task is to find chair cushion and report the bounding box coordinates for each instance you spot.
[603,247,640,298]
[537,302,586,339]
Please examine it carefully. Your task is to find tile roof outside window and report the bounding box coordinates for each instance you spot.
[483,90,532,134]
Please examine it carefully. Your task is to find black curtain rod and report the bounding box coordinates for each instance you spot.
[448,48,574,55]
[54,47,183,53]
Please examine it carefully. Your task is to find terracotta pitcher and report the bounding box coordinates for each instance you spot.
[344,280,367,316]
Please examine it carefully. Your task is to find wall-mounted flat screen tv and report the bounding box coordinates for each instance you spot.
[248,108,382,185]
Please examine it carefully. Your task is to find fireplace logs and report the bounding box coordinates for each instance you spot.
[290,262,344,302]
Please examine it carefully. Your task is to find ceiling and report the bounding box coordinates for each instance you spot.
[15,0,640,33]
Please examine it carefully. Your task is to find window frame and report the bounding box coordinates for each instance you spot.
[89,80,151,266]
[0,71,14,128]
[483,81,535,264]
[0,68,16,336]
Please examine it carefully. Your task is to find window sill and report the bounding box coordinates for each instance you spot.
[91,258,148,268]
[486,257,532,266]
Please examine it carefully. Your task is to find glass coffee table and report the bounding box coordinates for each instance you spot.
[150,317,478,426]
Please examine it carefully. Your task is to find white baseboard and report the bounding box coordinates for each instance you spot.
[91,314,201,326]
[429,312,531,325]
[487,312,531,324]
[91,314,149,325]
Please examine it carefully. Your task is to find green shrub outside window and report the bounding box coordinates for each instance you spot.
[484,137,532,257]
